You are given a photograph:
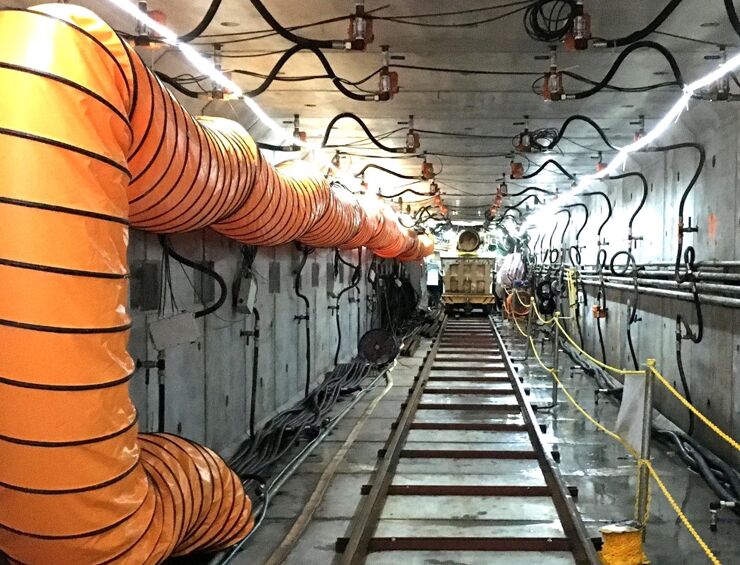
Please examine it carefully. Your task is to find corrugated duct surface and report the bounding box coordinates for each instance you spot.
[0,3,431,564]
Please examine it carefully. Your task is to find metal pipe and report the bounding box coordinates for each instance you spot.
[579,260,740,269]
[580,275,740,297]
[581,280,740,309]
[579,269,740,284]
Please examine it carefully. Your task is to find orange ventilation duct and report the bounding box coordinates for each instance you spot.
[0,4,432,563]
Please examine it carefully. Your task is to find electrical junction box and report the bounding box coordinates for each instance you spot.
[311,262,320,287]
[149,312,200,350]
[268,261,281,293]
[326,262,336,295]
[234,276,257,314]
[130,260,160,311]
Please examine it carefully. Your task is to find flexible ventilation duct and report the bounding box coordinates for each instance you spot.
[0,3,429,563]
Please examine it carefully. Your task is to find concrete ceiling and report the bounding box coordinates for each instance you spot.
[6,0,740,218]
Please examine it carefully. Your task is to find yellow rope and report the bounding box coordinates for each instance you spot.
[648,366,739,452]
[554,316,646,376]
[641,460,722,565]
[509,312,722,565]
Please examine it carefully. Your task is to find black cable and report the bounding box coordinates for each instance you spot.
[563,70,680,93]
[249,308,261,439]
[524,0,576,42]
[641,142,705,283]
[555,207,571,252]
[159,235,227,318]
[675,282,703,435]
[594,0,685,48]
[155,71,201,98]
[234,45,372,100]
[334,250,362,366]
[293,245,313,397]
[519,158,575,180]
[506,193,544,210]
[506,186,557,198]
[322,113,407,153]
[392,62,540,77]
[414,128,511,140]
[582,191,612,238]
[354,163,421,180]
[249,0,338,49]
[570,41,684,99]
[257,142,301,152]
[378,3,532,28]
[178,0,223,42]
[531,114,618,151]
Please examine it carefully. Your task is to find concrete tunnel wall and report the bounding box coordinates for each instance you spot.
[126,232,376,456]
[531,103,740,466]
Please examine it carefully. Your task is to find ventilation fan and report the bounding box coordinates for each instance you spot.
[358,329,400,364]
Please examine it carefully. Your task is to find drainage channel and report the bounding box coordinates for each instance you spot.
[337,315,599,565]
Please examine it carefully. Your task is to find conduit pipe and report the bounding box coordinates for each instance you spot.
[0,4,431,565]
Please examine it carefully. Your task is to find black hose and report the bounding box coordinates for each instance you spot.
[159,235,227,318]
[322,113,407,153]
[642,143,705,284]
[572,41,684,99]
[583,191,613,238]
[178,0,223,42]
[568,245,581,266]
[249,0,338,49]
[657,430,740,507]
[293,245,313,397]
[562,202,589,243]
[595,0,684,47]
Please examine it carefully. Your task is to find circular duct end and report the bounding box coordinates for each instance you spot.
[456,229,481,252]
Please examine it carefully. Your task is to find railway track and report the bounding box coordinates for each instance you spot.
[338,315,599,565]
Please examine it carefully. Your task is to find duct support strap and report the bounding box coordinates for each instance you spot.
[0,3,430,563]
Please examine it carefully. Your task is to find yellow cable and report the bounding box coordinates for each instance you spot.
[649,366,739,452]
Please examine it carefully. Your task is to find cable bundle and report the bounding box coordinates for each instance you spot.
[230,363,372,477]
